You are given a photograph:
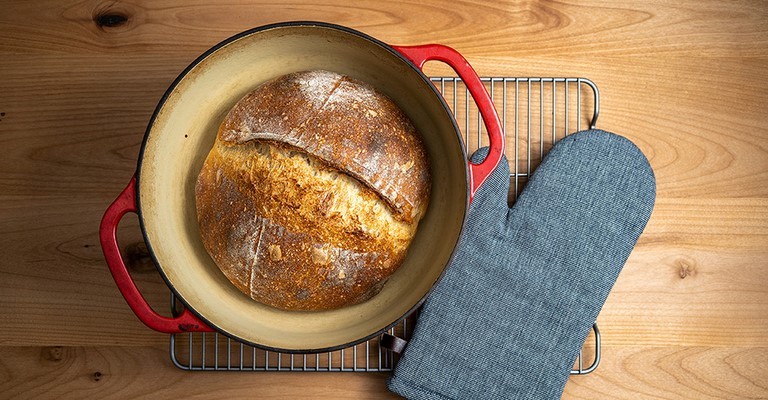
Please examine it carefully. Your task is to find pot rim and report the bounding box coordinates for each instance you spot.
[133,21,470,353]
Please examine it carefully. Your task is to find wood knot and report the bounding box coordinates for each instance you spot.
[42,346,64,362]
[92,3,132,31]
[96,12,127,27]
[124,242,155,273]
[676,258,697,279]
[92,371,103,382]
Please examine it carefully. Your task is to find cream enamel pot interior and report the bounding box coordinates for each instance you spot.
[100,22,504,352]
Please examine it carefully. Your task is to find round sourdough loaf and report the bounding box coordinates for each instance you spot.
[195,70,431,311]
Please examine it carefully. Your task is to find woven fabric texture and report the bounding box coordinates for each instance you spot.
[388,129,656,400]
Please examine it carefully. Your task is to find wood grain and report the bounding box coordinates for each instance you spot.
[1,0,767,398]
[1,0,766,57]
[0,345,764,399]
[0,345,398,399]
[563,346,768,399]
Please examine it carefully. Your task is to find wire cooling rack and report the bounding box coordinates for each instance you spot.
[170,76,602,373]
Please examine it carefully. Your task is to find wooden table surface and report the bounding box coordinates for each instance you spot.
[1,1,767,398]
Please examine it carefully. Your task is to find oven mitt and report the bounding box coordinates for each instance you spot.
[387,129,655,400]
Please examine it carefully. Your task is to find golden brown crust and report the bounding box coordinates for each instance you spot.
[219,70,430,223]
[195,70,431,311]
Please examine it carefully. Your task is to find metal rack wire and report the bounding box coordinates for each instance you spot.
[170,76,602,373]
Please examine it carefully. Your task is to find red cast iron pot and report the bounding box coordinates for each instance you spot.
[100,22,504,353]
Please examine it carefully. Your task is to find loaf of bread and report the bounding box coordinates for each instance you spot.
[195,70,431,311]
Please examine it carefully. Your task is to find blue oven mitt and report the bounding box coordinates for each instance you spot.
[388,129,655,399]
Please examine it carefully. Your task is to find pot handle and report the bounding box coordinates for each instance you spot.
[99,176,215,333]
[392,44,505,202]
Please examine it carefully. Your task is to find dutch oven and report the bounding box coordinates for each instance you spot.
[100,21,504,352]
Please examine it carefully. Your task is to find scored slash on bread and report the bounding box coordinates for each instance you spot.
[195,70,431,311]
[220,70,429,223]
